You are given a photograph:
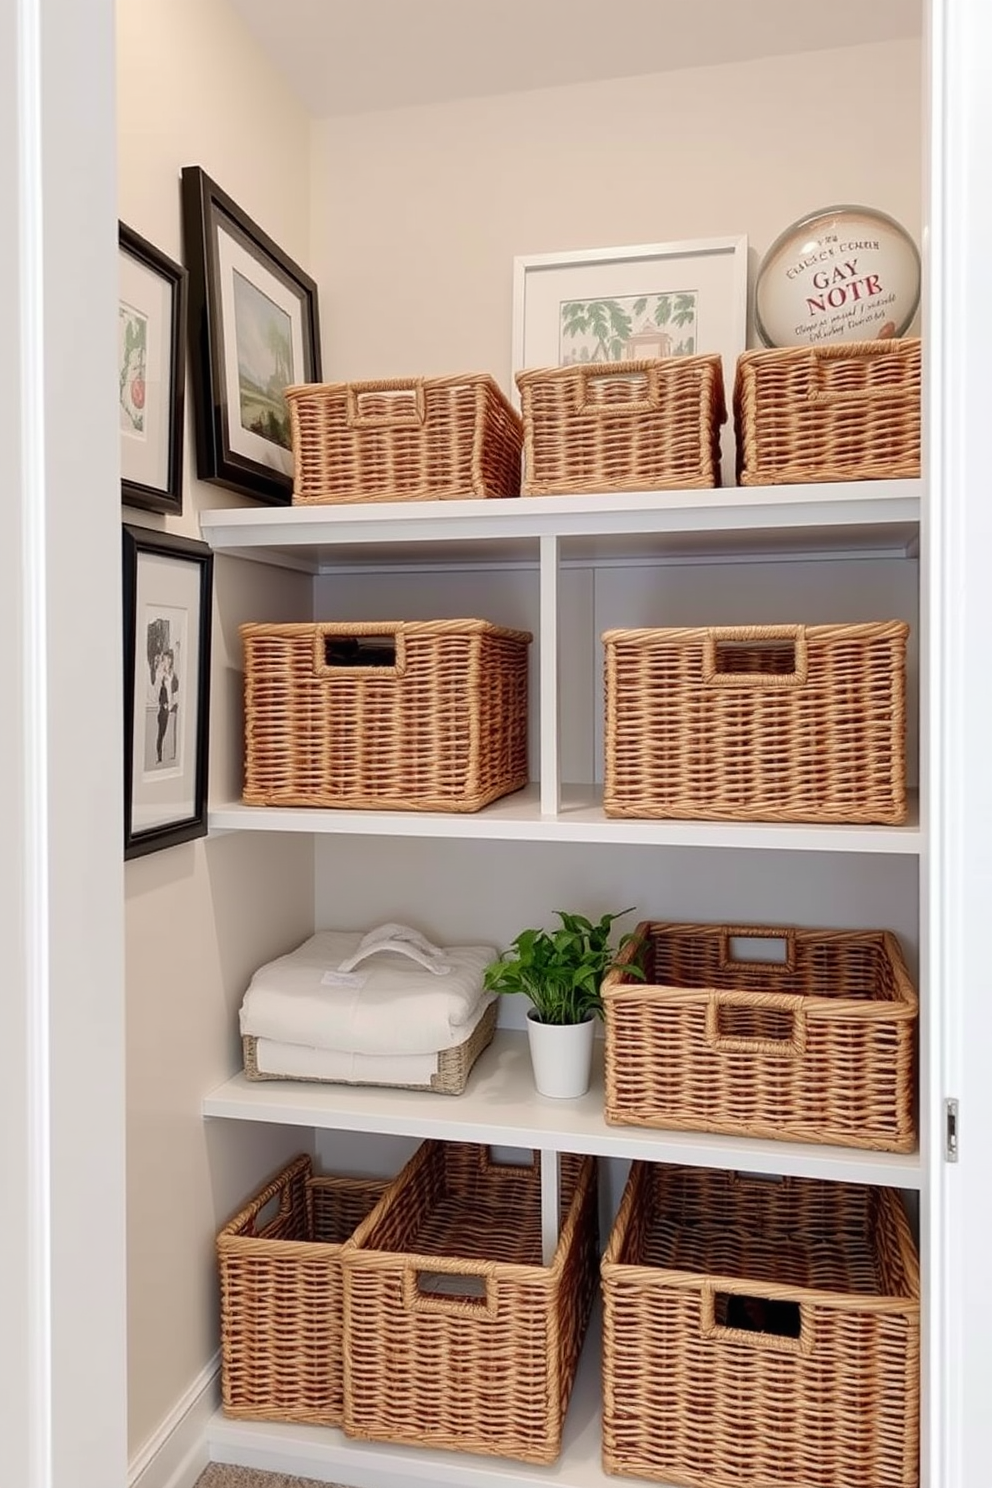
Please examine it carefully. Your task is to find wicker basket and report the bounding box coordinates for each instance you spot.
[241,618,531,812]
[735,338,921,486]
[602,620,909,823]
[515,355,726,495]
[601,1163,920,1488]
[284,374,523,504]
[217,1155,388,1425]
[242,998,498,1094]
[603,922,917,1150]
[341,1141,598,1463]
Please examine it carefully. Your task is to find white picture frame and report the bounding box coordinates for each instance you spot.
[512,236,748,485]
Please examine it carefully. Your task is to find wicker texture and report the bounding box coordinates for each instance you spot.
[601,1163,920,1488]
[241,619,531,812]
[603,922,917,1150]
[735,338,922,486]
[341,1142,598,1463]
[241,998,498,1093]
[285,374,523,504]
[217,1156,388,1425]
[516,355,726,495]
[603,620,909,823]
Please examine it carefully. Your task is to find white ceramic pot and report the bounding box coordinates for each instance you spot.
[525,1010,596,1098]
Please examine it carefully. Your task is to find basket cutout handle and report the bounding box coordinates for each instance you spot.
[402,1264,497,1319]
[700,1283,813,1356]
[346,379,426,428]
[575,362,661,417]
[702,625,808,688]
[478,1146,539,1178]
[705,990,807,1058]
[807,342,914,406]
[312,623,406,677]
[720,928,796,973]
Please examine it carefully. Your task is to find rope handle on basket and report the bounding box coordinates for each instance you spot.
[807,340,916,406]
[346,379,427,428]
[574,360,662,417]
[401,1262,498,1318]
[311,622,407,678]
[704,990,807,1058]
[719,928,797,973]
[699,1281,814,1356]
[701,624,808,688]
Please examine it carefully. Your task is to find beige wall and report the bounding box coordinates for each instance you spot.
[310,39,921,388]
[117,0,316,1457]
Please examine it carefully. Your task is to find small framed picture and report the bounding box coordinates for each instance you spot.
[123,524,213,859]
[512,237,748,483]
[118,223,188,515]
[181,165,322,505]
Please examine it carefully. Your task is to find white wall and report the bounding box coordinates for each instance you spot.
[310,38,922,390]
[116,0,317,1459]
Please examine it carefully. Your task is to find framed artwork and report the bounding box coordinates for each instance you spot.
[181,165,322,505]
[123,524,213,859]
[512,237,748,483]
[118,223,187,515]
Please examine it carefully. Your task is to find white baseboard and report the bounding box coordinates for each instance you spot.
[128,1353,219,1488]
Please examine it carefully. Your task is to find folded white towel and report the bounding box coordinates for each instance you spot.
[252,1041,451,1086]
[239,927,498,1056]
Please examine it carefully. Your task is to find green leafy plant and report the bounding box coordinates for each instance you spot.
[483,909,643,1026]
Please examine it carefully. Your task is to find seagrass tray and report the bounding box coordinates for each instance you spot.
[735,337,921,485]
[603,922,917,1150]
[341,1141,598,1463]
[242,997,498,1094]
[601,1163,920,1488]
[241,618,531,812]
[217,1155,388,1425]
[603,620,909,823]
[285,373,523,503]
[516,354,725,494]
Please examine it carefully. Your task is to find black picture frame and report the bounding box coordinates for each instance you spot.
[181,165,322,505]
[123,524,213,859]
[119,223,188,515]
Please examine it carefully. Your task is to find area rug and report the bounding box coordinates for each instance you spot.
[193,1466,348,1488]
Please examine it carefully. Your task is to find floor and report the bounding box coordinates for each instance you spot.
[193,1467,346,1488]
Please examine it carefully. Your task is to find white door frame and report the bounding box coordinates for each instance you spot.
[927,2,992,1484]
[0,1,127,1485]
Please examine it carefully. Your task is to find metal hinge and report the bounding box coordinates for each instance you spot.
[945,1098,959,1162]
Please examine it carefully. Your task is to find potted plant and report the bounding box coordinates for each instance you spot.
[483,909,642,1098]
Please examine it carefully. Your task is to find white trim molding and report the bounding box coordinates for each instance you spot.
[129,1355,219,1488]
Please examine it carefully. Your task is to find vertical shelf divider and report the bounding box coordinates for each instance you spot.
[539,533,561,816]
[540,1148,560,1264]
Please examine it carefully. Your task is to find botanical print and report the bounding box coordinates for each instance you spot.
[119,300,148,436]
[559,290,698,364]
[143,604,187,776]
[232,268,294,450]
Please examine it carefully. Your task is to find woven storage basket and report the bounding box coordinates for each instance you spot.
[601,1163,920,1488]
[603,620,909,823]
[603,922,917,1150]
[341,1141,598,1463]
[735,337,921,486]
[284,374,523,503]
[241,618,531,812]
[217,1155,388,1425]
[515,355,726,495]
[242,998,498,1094]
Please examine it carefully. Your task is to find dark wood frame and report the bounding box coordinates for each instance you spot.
[123,524,213,859]
[119,223,188,515]
[181,165,322,505]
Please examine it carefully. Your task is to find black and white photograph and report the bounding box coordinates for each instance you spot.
[123,524,213,858]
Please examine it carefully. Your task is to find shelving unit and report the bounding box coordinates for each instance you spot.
[200,477,926,1487]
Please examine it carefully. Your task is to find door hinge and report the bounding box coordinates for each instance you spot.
[945,1098,959,1162]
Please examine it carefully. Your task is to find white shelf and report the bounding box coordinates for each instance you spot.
[203,1029,921,1189]
[207,1306,636,1488]
[198,481,921,571]
[209,783,921,854]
